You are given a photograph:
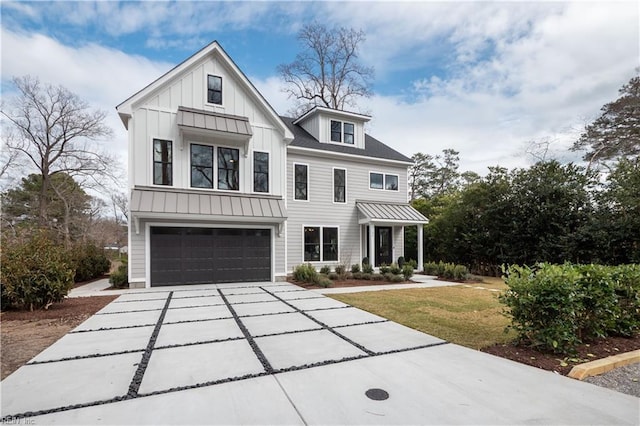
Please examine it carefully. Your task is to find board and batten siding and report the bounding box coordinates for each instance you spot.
[128,218,286,286]
[286,151,409,271]
[129,53,285,196]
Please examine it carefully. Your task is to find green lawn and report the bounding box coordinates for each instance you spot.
[330,280,515,350]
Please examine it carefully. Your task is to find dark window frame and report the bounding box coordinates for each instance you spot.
[217,147,239,191]
[294,163,308,201]
[303,226,339,262]
[190,143,215,189]
[207,75,222,105]
[369,172,384,190]
[253,151,269,193]
[343,122,354,144]
[330,120,342,142]
[153,139,173,186]
[385,174,399,191]
[333,168,346,203]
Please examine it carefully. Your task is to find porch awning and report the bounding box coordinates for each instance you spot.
[177,106,252,139]
[130,187,286,234]
[356,200,428,225]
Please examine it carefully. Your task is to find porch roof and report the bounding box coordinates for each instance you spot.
[356,200,428,225]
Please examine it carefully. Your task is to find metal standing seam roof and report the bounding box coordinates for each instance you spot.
[130,188,286,221]
[356,201,428,223]
[177,106,252,137]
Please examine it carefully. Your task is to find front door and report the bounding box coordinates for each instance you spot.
[375,226,393,266]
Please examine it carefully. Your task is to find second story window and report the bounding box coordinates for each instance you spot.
[153,139,172,186]
[191,144,214,188]
[294,164,308,201]
[207,75,222,105]
[218,147,239,190]
[253,152,269,193]
[334,168,346,203]
[370,172,399,191]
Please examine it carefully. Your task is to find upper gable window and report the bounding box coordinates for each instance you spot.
[330,120,355,144]
[207,75,222,105]
[331,120,342,142]
[153,139,172,186]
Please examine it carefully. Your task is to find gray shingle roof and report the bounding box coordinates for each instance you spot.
[281,116,412,163]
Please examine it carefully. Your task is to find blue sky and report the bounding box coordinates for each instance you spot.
[1,1,638,182]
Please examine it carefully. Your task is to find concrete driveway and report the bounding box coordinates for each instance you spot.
[1,282,638,424]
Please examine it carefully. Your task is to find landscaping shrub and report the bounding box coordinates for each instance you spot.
[435,261,447,277]
[379,263,390,274]
[397,256,405,268]
[371,273,385,281]
[352,272,363,280]
[72,242,111,282]
[389,263,402,275]
[314,275,333,288]
[423,261,438,275]
[391,274,404,283]
[328,272,339,281]
[408,259,418,270]
[319,265,331,275]
[453,265,470,281]
[362,262,374,274]
[334,264,346,277]
[442,263,456,279]
[293,263,318,283]
[1,232,75,310]
[402,264,414,280]
[362,257,369,266]
[500,263,640,354]
[351,264,361,273]
[109,258,129,289]
[383,272,395,282]
[361,273,372,280]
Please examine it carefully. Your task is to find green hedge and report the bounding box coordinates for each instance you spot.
[1,232,75,311]
[500,263,640,354]
[72,243,111,282]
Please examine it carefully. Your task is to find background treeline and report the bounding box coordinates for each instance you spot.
[405,157,640,275]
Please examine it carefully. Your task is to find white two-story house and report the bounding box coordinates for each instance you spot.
[117,41,426,288]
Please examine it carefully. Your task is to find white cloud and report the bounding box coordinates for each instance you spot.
[1,27,174,181]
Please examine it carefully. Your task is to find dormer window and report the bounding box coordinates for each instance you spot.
[330,120,354,144]
[207,75,222,105]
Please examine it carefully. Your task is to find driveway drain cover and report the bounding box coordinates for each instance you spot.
[365,388,389,401]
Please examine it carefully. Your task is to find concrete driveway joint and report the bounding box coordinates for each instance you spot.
[3,281,639,425]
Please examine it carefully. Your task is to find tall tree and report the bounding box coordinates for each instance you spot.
[572,75,640,170]
[278,23,374,115]
[1,76,115,227]
[409,149,461,199]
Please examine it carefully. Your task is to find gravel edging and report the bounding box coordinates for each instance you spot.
[583,363,640,397]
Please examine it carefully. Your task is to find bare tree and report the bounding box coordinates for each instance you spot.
[110,190,129,224]
[1,76,116,228]
[278,23,374,116]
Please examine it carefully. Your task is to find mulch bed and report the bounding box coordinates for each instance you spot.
[289,278,414,290]
[482,335,640,376]
[1,295,118,321]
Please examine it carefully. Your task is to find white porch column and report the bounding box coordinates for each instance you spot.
[368,224,376,268]
[417,224,424,272]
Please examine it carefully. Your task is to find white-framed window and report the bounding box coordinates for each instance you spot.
[189,143,239,190]
[303,226,339,262]
[253,151,269,193]
[369,172,399,191]
[153,139,173,186]
[294,163,309,201]
[330,120,355,144]
[333,168,346,203]
[207,75,222,105]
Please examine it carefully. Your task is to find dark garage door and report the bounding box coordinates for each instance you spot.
[150,227,271,286]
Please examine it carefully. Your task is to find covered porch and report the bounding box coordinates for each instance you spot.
[356,200,428,271]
